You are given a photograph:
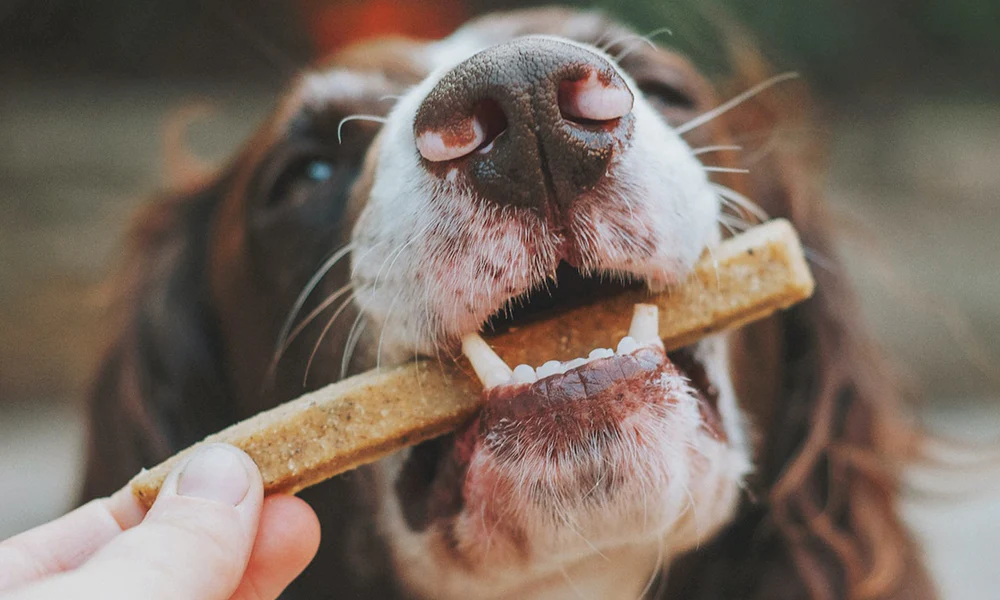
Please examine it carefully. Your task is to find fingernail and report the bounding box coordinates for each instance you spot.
[177,445,251,506]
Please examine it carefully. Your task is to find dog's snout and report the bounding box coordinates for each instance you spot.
[414,38,634,213]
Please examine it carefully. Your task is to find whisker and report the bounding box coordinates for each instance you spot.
[303,290,358,386]
[556,564,587,600]
[379,94,402,102]
[337,114,389,144]
[275,243,354,361]
[803,247,838,273]
[350,240,388,279]
[592,31,614,54]
[717,217,739,239]
[703,166,750,174]
[692,144,743,156]
[676,72,799,135]
[340,311,369,380]
[705,243,722,289]
[376,289,406,371]
[717,196,757,225]
[274,283,353,366]
[414,290,442,370]
[600,26,672,54]
[679,478,702,549]
[372,221,434,296]
[611,27,674,62]
[718,212,753,234]
[712,183,770,222]
[546,478,608,562]
[598,32,636,52]
[636,535,666,600]
[412,321,427,400]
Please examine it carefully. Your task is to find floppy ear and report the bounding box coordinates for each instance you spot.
[660,53,936,600]
[80,175,236,500]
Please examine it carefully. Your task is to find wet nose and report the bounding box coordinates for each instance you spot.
[414,38,634,214]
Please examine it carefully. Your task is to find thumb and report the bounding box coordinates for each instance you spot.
[17,444,264,600]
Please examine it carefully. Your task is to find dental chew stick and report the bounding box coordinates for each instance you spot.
[130,218,814,508]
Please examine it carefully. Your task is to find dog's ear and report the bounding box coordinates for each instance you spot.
[661,53,936,600]
[80,175,235,500]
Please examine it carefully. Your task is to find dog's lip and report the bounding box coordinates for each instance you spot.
[481,341,671,417]
[460,301,721,425]
[475,338,720,424]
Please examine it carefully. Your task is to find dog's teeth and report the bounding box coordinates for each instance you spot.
[565,358,587,371]
[588,348,614,360]
[486,369,512,388]
[628,303,662,346]
[536,360,562,379]
[616,336,639,355]
[461,334,513,389]
[512,364,537,384]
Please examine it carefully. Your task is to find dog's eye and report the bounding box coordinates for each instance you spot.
[267,157,338,209]
[637,81,695,111]
[305,160,334,182]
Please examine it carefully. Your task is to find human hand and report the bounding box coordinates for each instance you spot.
[0,444,320,600]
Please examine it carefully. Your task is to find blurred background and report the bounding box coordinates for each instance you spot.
[1,0,998,596]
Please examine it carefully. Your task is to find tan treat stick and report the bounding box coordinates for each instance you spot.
[485,217,815,367]
[130,218,814,508]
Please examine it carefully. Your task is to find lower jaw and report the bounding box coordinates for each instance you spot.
[396,339,722,535]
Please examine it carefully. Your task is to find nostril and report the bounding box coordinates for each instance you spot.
[415,115,484,162]
[416,99,508,162]
[558,70,634,123]
[472,99,507,154]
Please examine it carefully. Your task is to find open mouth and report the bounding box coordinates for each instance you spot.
[470,265,719,412]
[394,266,725,531]
[464,301,720,422]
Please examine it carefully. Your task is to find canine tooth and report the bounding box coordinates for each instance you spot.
[616,336,639,355]
[461,334,513,389]
[588,348,614,360]
[536,360,562,379]
[565,358,587,370]
[486,368,513,388]
[512,364,537,384]
[628,303,662,346]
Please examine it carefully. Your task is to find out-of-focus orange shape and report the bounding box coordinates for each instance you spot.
[301,0,469,53]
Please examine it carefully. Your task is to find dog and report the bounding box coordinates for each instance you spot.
[81,7,936,599]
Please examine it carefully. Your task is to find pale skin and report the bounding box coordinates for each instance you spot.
[0,444,321,600]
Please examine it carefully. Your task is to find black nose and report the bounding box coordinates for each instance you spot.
[414,38,634,214]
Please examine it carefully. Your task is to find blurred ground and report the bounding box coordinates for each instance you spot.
[1,81,998,597]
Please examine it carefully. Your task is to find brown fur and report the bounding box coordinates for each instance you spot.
[655,49,935,599]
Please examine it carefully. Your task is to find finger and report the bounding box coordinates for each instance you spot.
[0,487,144,591]
[7,444,264,600]
[230,495,320,600]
